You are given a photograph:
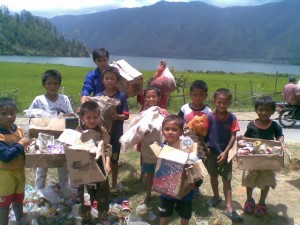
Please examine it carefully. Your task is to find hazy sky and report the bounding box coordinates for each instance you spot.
[0,0,281,17]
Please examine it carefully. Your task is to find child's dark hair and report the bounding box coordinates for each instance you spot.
[255,96,276,112]
[0,98,17,111]
[213,88,232,100]
[144,87,161,97]
[162,115,185,130]
[79,101,100,116]
[92,48,109,62]
[102,66,120,80]
[190,80,208,92]
[42,70,62,85]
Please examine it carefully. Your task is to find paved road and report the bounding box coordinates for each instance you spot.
[238,120,300,144]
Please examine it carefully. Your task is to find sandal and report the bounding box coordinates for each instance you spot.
[255,203,267,216]
[207,197,222,207]
[223,210,243,222]
[244,199,255,214]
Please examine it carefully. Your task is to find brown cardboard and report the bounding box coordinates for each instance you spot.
[25,153,66,168]
[64,146,106,185]
[111,59,143,97]
[236,137,284,171]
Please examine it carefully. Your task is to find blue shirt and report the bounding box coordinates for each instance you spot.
[81,68,105,96]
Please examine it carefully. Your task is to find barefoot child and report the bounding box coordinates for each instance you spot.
[205,88,243,222]
[96,66,129,192]
[76,101,112,224]
[0,98,30,225]
[242,96,284,216]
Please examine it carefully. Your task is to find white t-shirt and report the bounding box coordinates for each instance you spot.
[29,94,73,114]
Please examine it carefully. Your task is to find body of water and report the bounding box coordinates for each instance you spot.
[0,55,300,75]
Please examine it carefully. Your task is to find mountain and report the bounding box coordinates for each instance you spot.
[0,6,88,57]
[49,0,300,62]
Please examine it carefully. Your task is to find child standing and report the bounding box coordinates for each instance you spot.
[139,87,169,203]
[29,70,73,189]
[242,96,284,216]
[96,66,129,192]
[159,115,194,225]
[77,101,112,224]
[205,88,243,222]
[0,98,30,225]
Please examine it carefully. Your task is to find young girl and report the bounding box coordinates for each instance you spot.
[242,96,284,216]
[138,87,168,203]
[77,101,111,225]
[96,66,129,192]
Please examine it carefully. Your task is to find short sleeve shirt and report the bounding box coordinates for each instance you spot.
[244,120,283,140]
[81,68,105,96]
[178,103,212,123]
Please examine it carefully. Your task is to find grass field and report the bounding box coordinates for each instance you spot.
[0,61,294,113]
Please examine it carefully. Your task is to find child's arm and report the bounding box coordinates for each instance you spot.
[112,112,129,121]
[0,138,30,162]
[217,131,236,165]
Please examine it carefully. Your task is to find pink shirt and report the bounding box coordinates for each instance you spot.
[284,83,300,105]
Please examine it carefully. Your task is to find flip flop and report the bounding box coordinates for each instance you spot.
[223,210,243,222]
[207,197,222,207]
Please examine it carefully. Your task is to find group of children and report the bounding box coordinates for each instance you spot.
[0,61,284,225]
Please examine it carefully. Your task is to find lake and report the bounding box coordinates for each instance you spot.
[0,55,300,75]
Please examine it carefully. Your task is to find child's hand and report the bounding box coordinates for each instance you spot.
[159,108,169,115]
[237,135,244,140]
[217,152,227,165]
[19,138,30,148]
[111,112,119,121]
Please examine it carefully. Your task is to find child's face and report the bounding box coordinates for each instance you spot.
[162,121,183,145]
[43,77,60,96]
[103,72,118,90]
[190,88,207,108]
[256,105,274,122]
[213,94,231,113]
[95,57,109,71]
[145,90,160,107]
[0,106,16,130]
[81,110,100,129]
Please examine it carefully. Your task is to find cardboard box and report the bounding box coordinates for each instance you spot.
[152,144,194,199]
[29,117,79,139]
[236,138,284,171]
[25,153,66,168]
[111,59,143,97]
[64,146,106,185]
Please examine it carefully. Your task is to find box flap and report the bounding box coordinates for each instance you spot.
[158,145,189,164]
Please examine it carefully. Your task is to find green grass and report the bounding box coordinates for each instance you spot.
[0,62,294,113]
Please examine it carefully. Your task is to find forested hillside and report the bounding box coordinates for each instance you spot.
[51,0,300,63]
[0,6,88,56]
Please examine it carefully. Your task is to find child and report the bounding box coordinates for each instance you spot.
[29,69,73,189]
[242,96,284,216]
[139,87,169,203]
[96,66,129,191]
[77,101,112,224]
[0,98,30,224]
[178,80,211,195]
[81,48,109,103]
[205,88,243,222]
[159,115,194,225]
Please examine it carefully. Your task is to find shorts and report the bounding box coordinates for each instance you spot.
[142,163,156,173]
[205,151,232,180]
[0,169,25,207]
[242,170,276,189]
[110,135,121,164]
[158,197,192,220]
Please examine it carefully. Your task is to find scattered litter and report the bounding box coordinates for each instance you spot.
[148,211,157,221]
[196,220,209,225]
[135,204,147,214]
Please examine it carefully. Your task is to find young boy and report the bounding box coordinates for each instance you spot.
[242,96,284,216]
[205,88,243,222]
[0,98,30,224]
[29,69,73,189]
[96,66,129,192]
[139,87,169,203]
[178,80,211,194]
[81,48,109,103]
[159,115,194,225]
[77,101,111,225]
